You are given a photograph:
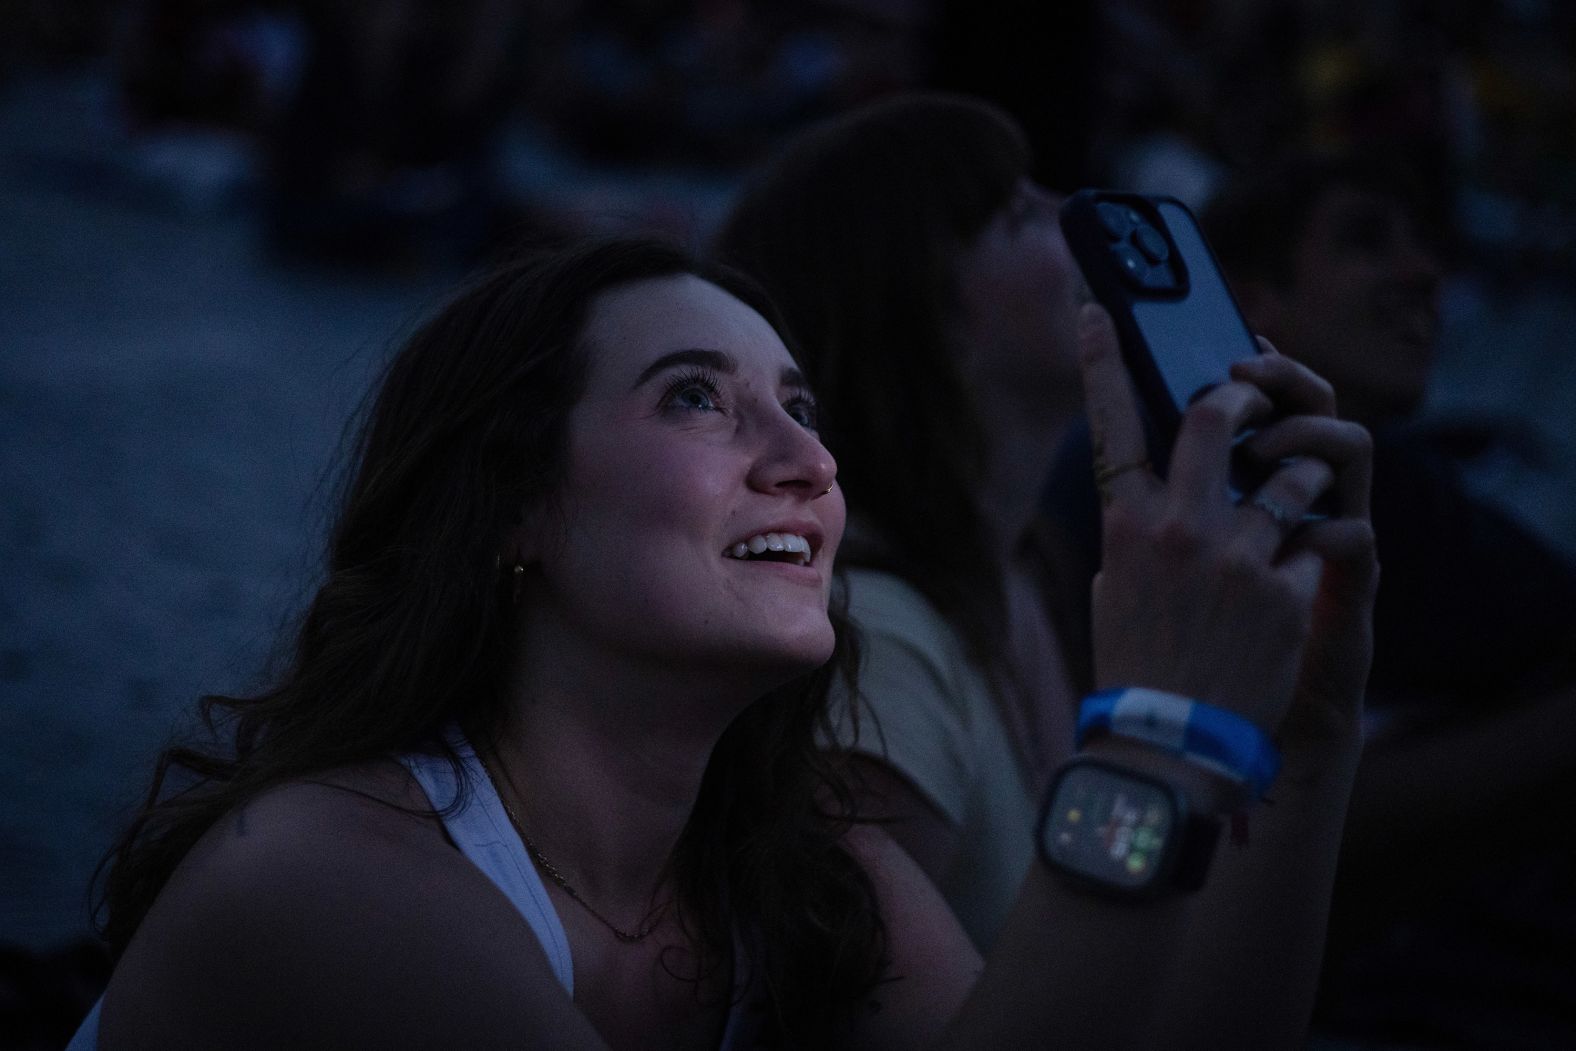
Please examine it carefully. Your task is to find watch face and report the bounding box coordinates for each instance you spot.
[1040,761,1177,891]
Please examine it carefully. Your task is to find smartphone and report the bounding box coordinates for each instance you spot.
[1059,189,1271,500]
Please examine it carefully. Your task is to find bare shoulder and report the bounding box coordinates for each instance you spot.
[839,824,982,1051]
[146,759,470,922]
[213,756,455,861]
[100,758,605,1050]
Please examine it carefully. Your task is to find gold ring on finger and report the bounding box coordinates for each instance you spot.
[1094,456,1151,488]
[1094,456,1150,507]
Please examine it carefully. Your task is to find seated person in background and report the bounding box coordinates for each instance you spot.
[717,92,1378,1040]
[1047,151,1576,715]
[716,93,1088,953]
[70,235,1379,1048]
[1203,151,1576,710]
[1204,151,1576,1045]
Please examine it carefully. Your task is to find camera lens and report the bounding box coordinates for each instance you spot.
[1113,244,1148,283]
[1098,202,1135,240]
[1134,224,1170,263]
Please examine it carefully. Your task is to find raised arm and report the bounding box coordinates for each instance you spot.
[853,304,1378,1050]
[1146,345,1378,1043]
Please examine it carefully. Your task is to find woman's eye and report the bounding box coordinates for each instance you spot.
[662,369,726,414]
[785,396,819,431]
[672,384,718,411]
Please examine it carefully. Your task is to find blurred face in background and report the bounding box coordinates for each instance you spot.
[951,179,1086,398]
[1259,184,1444,424]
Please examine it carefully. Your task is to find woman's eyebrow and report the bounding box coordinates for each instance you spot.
[781,366,809,390]
[632,348,736,389]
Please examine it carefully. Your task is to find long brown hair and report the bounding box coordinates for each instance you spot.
[95,238,885,1043]
[714,92,1031,668]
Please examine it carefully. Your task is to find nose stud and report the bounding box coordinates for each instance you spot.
[819,482,835,496]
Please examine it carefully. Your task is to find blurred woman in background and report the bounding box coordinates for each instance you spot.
[716,94,1091,950]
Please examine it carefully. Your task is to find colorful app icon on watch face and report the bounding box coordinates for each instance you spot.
[1040,760,1177,891]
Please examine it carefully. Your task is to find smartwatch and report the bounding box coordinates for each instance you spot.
[1036,756,1221,897]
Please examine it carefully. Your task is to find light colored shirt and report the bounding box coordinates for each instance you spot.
[833,568,1041,951]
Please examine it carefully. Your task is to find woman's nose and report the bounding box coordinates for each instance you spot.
[747,411,837,498]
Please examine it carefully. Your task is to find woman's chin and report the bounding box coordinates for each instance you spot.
[742,625,838,688]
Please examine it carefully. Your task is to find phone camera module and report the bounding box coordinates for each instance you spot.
[1084,196,1184,295]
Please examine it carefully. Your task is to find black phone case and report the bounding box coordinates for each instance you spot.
[1059,189,1263,480]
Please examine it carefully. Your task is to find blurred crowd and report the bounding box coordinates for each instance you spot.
[3,0,1573,278]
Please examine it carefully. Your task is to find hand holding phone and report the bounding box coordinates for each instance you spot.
[1059,190,1287,504]
[1066,192,1378,746]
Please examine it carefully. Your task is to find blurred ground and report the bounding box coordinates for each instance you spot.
[3,49,1575,964]
[0,64,449,950]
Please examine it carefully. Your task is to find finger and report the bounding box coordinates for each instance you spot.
[1241,416,1373,520]
[1229,350,1338,417]
[1238,455,1335,559]
[1283,519,1381,628]
[1276,546,1328,607]
[1078,303,1155,506]
[1167,380,1273,509]
[1284,517,1379,570]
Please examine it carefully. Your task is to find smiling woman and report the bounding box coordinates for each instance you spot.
[69,233,1378,1050]
[534,273,843,680]
[72,240,882,1049]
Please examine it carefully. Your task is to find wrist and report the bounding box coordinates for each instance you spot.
[1076,687,1282,801]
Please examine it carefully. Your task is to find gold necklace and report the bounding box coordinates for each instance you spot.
[475,749,669,944]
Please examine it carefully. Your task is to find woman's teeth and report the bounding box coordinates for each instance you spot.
[725,532,812,566]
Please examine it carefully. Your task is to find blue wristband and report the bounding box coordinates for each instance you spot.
[1076,687,1281,798]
